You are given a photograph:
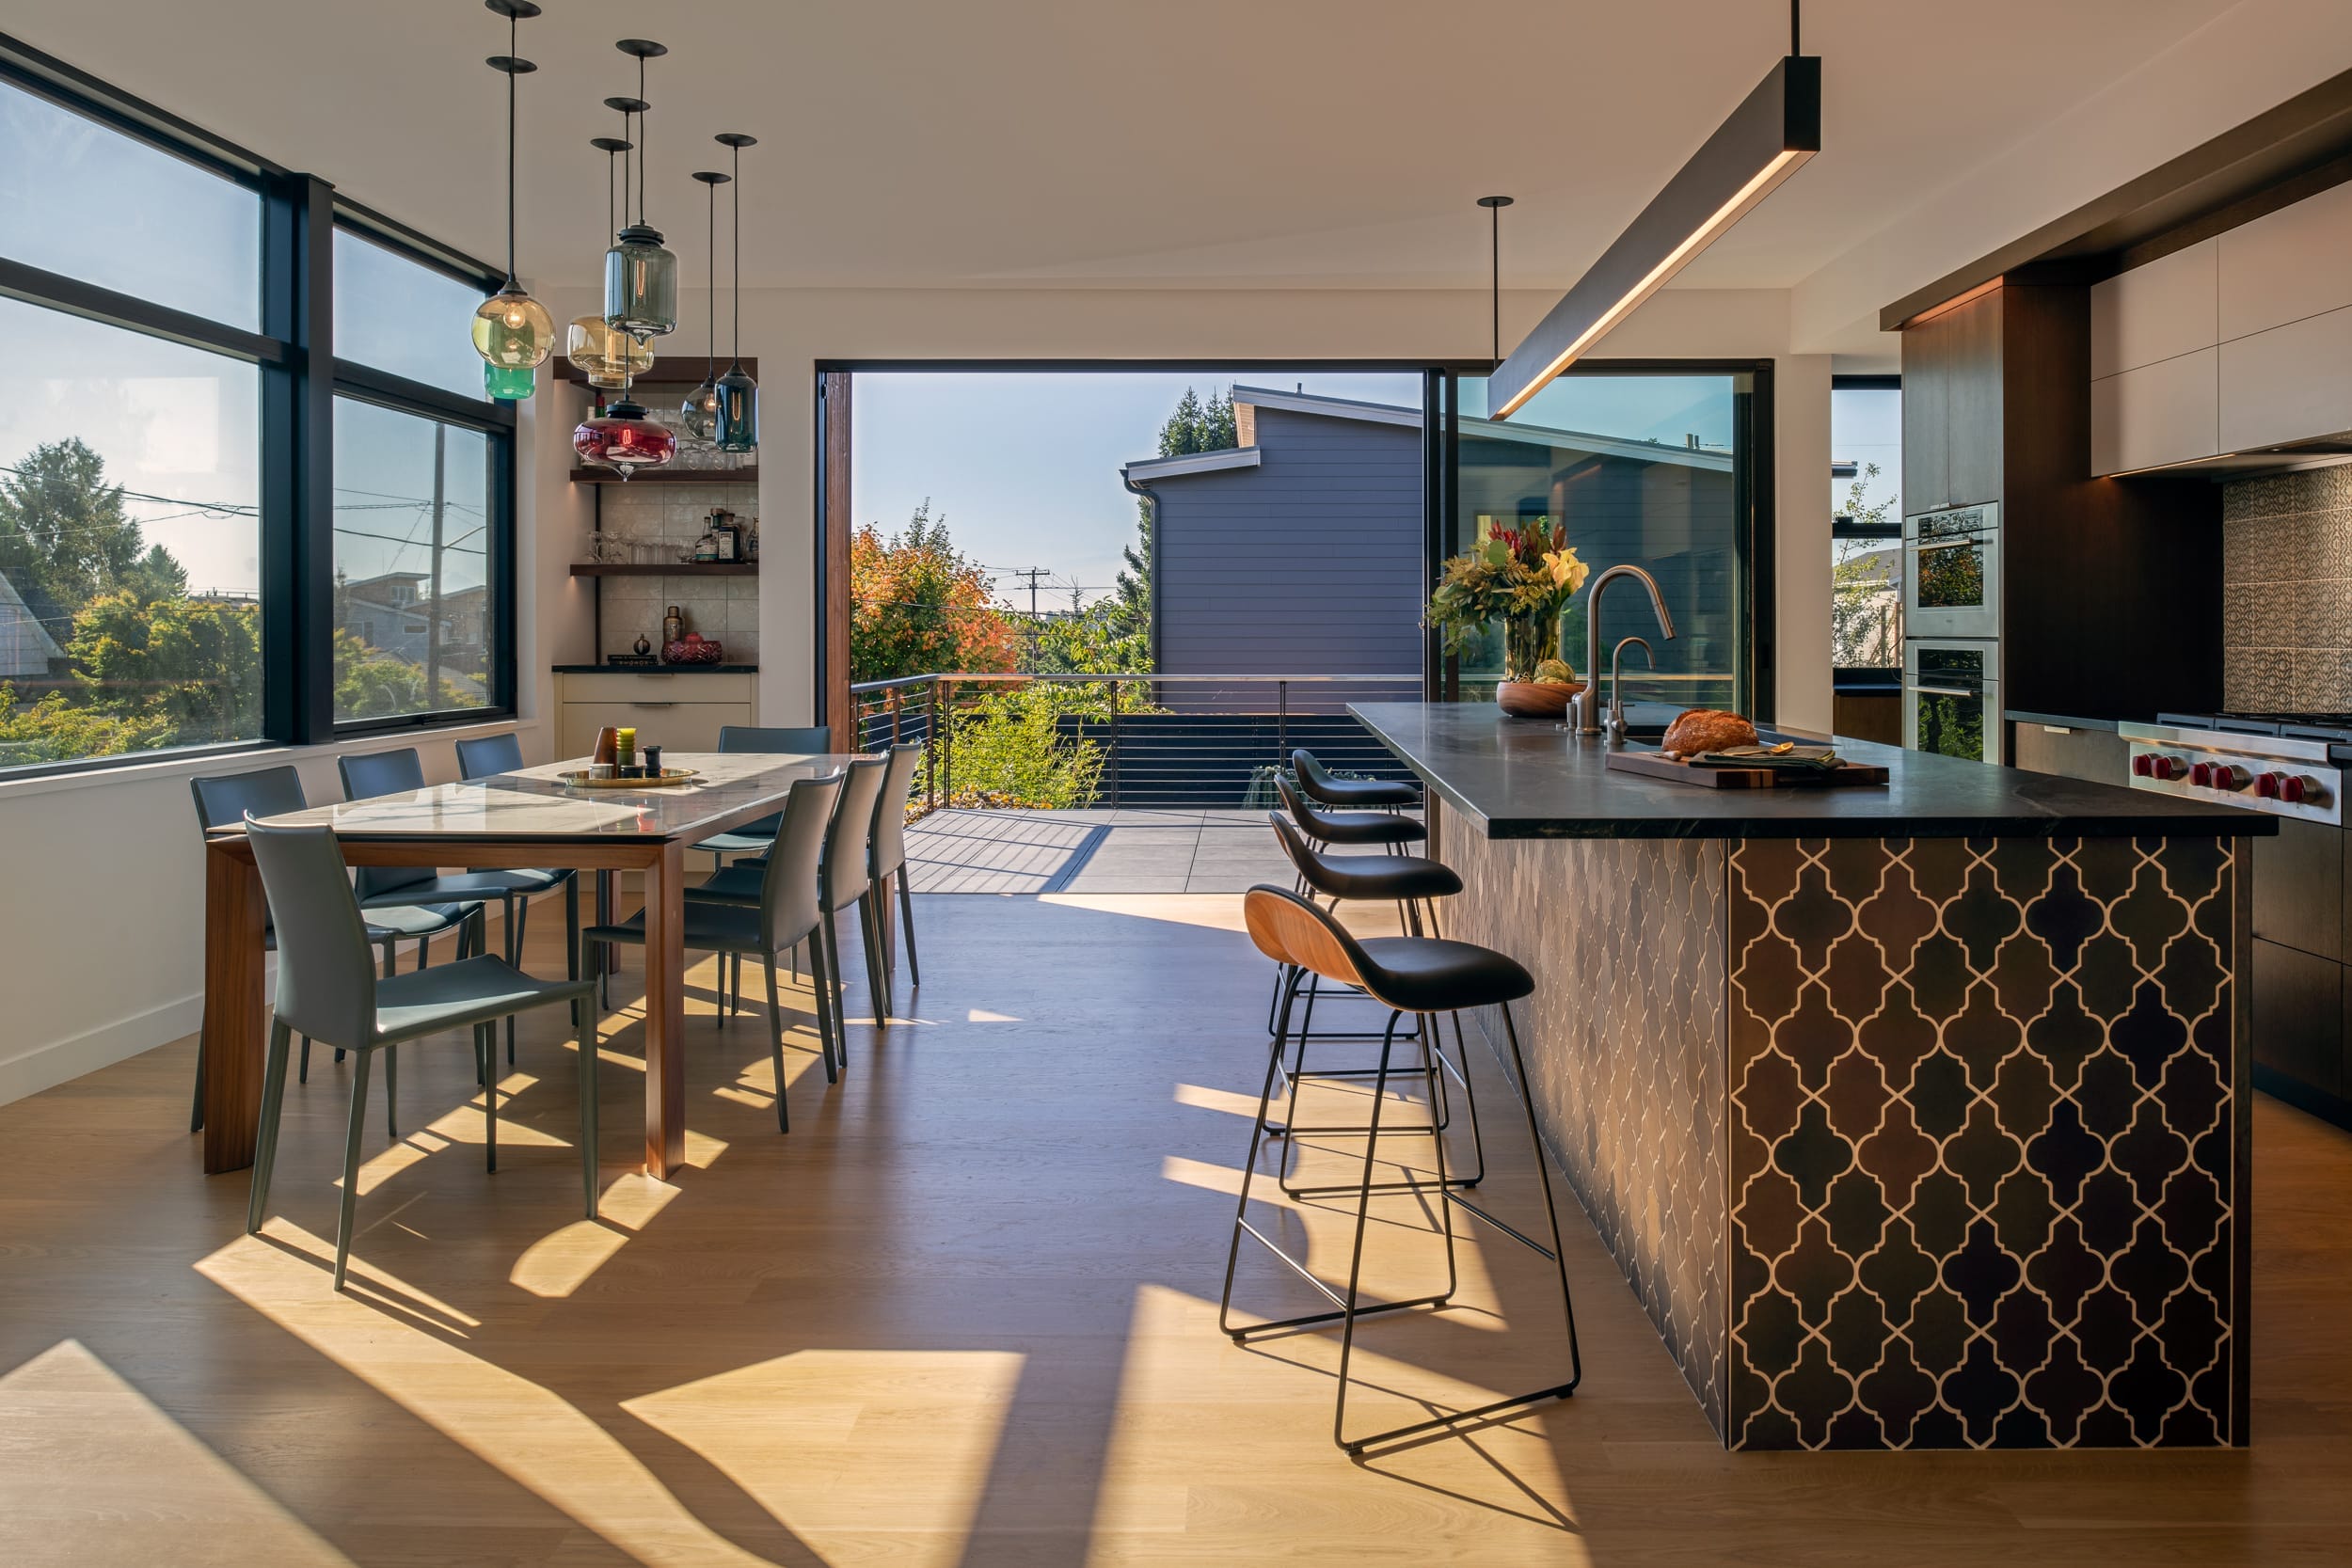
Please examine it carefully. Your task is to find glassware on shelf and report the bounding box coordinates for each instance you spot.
[632,539,669,565]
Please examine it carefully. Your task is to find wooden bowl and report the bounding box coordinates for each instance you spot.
[1495,679,1583,718]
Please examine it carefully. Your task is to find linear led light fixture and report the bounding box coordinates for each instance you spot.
[1488,53,1820,419]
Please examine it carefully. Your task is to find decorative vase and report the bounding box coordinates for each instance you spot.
[1502,612,1560,687]
[1495,679,1583,719]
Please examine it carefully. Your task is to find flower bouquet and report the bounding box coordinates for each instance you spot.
[1425,517,1590,715]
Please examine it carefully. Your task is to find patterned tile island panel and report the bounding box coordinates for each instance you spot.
[1439,812,1732,1432]
[1443,811,2250,1450]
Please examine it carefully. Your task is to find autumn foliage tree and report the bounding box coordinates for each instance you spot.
[850,499,1019,680]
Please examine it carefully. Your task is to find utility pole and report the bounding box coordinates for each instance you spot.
[426,421,446,703]
[1008,565,1050,672]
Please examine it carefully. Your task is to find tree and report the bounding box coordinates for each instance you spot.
[0,680,176,766]
[69,590,262,742]
[0,438,174,616]
[1109,388,1236,653]
[850,499,1020,681]
[333,628,471,718]
[1831,463,1901,667]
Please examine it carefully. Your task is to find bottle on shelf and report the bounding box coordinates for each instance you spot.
[663,605,683,647]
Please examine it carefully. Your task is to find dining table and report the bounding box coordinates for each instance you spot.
[199,751,862,1179]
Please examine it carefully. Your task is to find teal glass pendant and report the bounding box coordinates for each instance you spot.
[484,362,537,401]
[715,364,757,453]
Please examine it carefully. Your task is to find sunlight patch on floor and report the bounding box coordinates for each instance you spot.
[1039,892,1248,932]
[0,1338,360,1568]
[508,1174,681,1298]
[197,1227,779,1567]
[621,1349,1025,1566]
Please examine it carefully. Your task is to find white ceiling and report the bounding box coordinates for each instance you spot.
[20,0,2240,307]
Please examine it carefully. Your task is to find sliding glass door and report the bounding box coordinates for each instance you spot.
[1440,366,1767,719]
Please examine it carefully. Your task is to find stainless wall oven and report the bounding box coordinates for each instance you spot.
[1904,639,2002,766]
[1903,501,2000,640]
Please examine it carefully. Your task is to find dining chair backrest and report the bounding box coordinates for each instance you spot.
[338,749,433,900]
[246,819,380,1048]
[1266,812,1335,891]
[757,771,845,949]
[191,764,308,835]
[869,744,923,879]
[454,733,525,780]
[1242,885,1368,990]
[720,725,833,754]
[819,756,889,912]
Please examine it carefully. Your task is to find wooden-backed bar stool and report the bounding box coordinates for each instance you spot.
[1221,884,1581,1455]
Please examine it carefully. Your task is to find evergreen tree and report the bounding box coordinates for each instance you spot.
[0,438,180,615]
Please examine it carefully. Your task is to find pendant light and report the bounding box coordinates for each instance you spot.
[566,127,654,388]
[574,389,677,478]
[713,132,758,455]
[471,0,554,401]
[602,39,677,342]
[1477,195,1513,376]
[680,168,729,445]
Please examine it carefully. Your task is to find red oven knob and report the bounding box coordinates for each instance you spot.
[2255,771,2280,799]
[2149,754,2188,781]
[2133,753,2153,777]
[2282,774,2311,804]
[2189,761,2213,786]
[2208,764,2249,791]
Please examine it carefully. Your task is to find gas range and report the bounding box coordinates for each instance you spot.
[2121,716,2343,825]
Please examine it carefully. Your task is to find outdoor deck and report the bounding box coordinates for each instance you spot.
[905,807,1302,894]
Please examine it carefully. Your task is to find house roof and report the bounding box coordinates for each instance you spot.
[0,571,67,661]
[1120,446,1263,484]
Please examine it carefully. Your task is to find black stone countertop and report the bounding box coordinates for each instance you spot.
[1352,702,2277,840]
[551,663,759,673]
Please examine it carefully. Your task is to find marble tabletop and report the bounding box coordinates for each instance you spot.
[246,753,858,841]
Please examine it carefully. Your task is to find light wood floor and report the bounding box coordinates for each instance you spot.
[3,892,2350,1566]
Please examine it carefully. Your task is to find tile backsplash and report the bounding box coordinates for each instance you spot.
[589,482,760,664]
[2222,466,2352,708]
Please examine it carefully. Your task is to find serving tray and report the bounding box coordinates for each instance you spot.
[555,768,703,789]
[1605,748,1888,789]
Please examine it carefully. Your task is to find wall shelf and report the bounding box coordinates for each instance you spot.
[570,562,756,578]
[568,467,759,485]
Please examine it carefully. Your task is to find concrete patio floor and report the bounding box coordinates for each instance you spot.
[905,806,1310,894]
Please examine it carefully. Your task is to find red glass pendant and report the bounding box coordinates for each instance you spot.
[573,394,676,479]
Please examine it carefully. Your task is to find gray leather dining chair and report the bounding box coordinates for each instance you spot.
[585,770,845,1130]
[866,743,925,1008]
[240,818,600,1291]
[188,765,480,1134]
[453,733,584,1056]
[818,756,893,1050]
[342,746,577,1066]
[695,725,836,1009]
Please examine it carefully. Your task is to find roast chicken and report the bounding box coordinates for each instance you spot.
[1660,708,1758,758]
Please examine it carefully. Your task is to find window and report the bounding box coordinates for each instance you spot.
[335,229,495,401]
[333,399,493,721]
[1451,369,1760,714]
[0,45,515,776]
[1832,376,1901,672]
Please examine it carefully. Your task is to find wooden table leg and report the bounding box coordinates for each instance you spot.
[201,843,267,1174]
[641,840,688,1178]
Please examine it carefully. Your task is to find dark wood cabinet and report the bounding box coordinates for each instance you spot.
[1902,314,1951,512]
[2253,938,2343,1101]
[2253,817,2347,963]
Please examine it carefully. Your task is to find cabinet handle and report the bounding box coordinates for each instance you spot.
[628,701,678,709]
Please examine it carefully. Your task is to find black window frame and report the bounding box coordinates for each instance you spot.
[0,31,516,778]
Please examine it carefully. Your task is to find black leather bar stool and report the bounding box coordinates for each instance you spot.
[1264,813,1484,1195]
[1291,747,1422,812]
[1274,772,1425,852]
[1222,885,1581,1455]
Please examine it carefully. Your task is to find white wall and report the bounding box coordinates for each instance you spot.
[0,281,1831,1106]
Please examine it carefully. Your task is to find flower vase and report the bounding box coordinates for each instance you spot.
[1494,612,1581,718]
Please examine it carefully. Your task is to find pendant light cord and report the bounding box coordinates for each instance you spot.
[637,55,649,227]
[706,177,718,378]
[730,141,742,363]
[503,9,518,289]
[1489,201,1501,371]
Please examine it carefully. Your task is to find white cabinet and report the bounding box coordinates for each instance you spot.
[2090,348,2218,474]
[2218,302,2352,453]
[2090,237,2215,378]
[554,671,756,761]
[2217,179,2352,342]
[2089,179,2352,474]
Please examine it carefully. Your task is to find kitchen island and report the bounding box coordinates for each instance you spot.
[1351,702,2273,1452]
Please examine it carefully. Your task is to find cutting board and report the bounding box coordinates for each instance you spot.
[1606,747,1890,789]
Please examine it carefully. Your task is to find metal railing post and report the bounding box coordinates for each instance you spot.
[1277,679,1288,774]
[1108,677,1120,810]
[890,688,902,748]
[928,677,941,807]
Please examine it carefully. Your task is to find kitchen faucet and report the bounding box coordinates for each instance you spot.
[1576,563,1677,736]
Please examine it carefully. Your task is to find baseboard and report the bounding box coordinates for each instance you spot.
[0,993,202,1107]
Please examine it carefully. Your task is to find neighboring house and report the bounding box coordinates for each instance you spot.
[1119,385,1737,710]
[0,570,67,681]
[340,571,486,678]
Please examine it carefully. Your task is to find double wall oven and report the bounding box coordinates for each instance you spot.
[1900,501,2002,766]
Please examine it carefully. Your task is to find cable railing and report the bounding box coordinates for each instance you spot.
[849,673,1422,812]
